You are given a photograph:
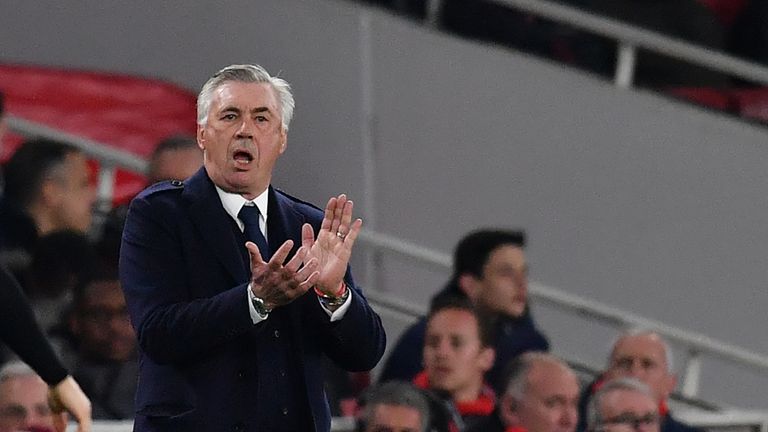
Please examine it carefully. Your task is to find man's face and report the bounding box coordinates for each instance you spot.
[466,245,528,318]
[423,308,494,401]
[365,403,422,432]
[149,146,203,184]
[197,81,287,199]
[605,334,675,403]
[49,152,95,234]
[596,388,660,432]
[502,361,580,432]
[70,280,136,362]
[0,375,54,432]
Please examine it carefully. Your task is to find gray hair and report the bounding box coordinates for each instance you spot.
[0,361,37,384]
[608,328,674,373]
[504,352,571,399]
[361,381,431,432]
[197,64,295,131]
[586,377,655,431]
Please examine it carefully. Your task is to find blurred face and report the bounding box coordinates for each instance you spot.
[423,308,494,402]
[365,404,422,432]
[70,280,135,362]
[197,81,287,199]
[0,375,54,432]
[596,389,659,432]
[502,361,580,432]
[606,334,675,403]
[465,245,528,318]
[149,146,203,183]
[49,152,95,234]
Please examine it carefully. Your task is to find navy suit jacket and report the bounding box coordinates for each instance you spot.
[119,168,386,431]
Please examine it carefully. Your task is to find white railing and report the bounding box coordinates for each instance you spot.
[421,0,768,89]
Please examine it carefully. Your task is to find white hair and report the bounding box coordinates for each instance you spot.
[608,328,674,373]
[0,360,37,383]
[196,64,295,131]
[586,377,655,431]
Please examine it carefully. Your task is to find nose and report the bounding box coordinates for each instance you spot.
[562,405,578,429]
[236,117,254,139]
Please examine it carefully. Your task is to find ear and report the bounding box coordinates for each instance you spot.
[478,346,496,372]
[662,373,677,399]
[500,393,522,426]
[278,127,287,153]
[196,124,206,151]
[458,273,481,301]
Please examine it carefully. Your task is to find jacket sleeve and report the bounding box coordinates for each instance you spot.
[119,193,254,365]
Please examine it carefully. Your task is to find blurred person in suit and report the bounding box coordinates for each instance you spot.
[120,63,385,431]
[586,378,659,432]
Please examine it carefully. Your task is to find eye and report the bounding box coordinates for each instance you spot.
[221,113,237,120]
[255,115,268,122]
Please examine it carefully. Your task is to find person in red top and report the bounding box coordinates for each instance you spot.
[468,352,579,432]
[414,296,496,430]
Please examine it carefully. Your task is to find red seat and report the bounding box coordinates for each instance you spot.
[696,0,749,27]
[731,87,768,124]
[0,63,197,205]
[667,87,736,111]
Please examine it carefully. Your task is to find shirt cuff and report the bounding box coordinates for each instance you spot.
[247,284,268,325]
[319,288,353,322]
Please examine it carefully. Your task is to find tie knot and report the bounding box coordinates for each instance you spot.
[238,204,261,227]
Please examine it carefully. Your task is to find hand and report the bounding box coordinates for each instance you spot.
[246,240,320,310]
[48,376,92,432]
[303,194,363,295]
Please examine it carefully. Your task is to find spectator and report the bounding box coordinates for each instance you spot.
[577,330,702,432]
[96,134,202,270]
[0,139,95,276]
[24,231,96,332]
[468,352,579,432]
[146,135,203,185]
[0,361,56,432]
[586,378,659,432]
[356,381,431,432]
[381,229,549,393]
[414,296,496,429]
[64,272,136,419]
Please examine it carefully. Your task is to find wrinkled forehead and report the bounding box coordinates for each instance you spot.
[210,81,280,112]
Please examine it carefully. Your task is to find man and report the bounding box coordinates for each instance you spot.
[381,229,549,392]
[357,381,431,432]
[468,352,579,432]
[146,135,203,184]
[414,296,496,429]
[119,64,385,432]
[65,272,137,419]
[0,361,56,432]
[586,378,660,432]
[0,139,95,273]
[577,330,702,432]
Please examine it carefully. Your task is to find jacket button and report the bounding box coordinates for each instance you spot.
[282,407,289,415]
[274,329,280,338]
[233,423,245,432]
[237,370,245,379]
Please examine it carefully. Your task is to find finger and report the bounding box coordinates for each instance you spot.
[331,194,347,234]
[268,239,294,269]
[298,270,320,292]
[245,241,264,264]
[284,246,307,272]
[52,412,67,432]
[321,196,336,232]
[302,223,315,250]
[337,199,354,236]
[295,257,319,282]
[342,218,364,248]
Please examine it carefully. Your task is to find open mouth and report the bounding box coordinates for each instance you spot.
[233,149,254,165]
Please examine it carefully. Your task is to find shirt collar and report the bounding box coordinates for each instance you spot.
[215,186,269,232]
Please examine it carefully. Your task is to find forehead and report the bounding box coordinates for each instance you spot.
[526,362,579,397]
[371,404,422,430]
[485,245,526,269]
[427,308,480,338]
[611,335,667,364]
[600,389,657,417]
[210,81,279,113]
[0,375,47,405]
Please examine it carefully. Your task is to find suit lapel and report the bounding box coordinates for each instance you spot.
[183,168,248,284]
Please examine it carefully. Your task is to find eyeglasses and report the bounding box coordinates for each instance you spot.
[597,413,659,431]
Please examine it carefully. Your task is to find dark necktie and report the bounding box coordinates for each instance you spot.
[238,204,270,259]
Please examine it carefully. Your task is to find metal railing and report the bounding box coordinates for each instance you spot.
[421,0,768,89]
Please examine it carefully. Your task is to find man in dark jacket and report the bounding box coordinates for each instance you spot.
[380,229,549,394]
